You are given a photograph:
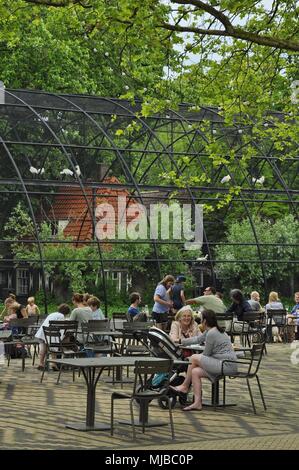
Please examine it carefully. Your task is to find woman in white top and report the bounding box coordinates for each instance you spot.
[35,303,70,369]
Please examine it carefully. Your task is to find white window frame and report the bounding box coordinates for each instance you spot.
[16,269,29,295]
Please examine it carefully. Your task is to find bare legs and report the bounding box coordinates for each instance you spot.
[172,355,209,410]
[38,342,47,367]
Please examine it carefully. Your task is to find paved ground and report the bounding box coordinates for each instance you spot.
[0,343,298,450]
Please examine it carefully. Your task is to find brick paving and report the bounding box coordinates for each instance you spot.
[0,343,298,450]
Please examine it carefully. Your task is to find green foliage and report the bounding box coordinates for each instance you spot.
[215,214,299,293]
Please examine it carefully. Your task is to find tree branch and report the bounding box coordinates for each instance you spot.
[172,0,235,33]
[161,22,299,52]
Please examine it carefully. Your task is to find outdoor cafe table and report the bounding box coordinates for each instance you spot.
[53,356,186,432]
[179,344,248,407]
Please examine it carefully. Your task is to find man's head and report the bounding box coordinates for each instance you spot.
[87,296,101,311]
[58,304,71,316]
[130,292,141,305]
[203,286,216,296]
[250,291,260,302]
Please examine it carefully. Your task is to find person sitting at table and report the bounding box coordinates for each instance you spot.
[127,292,147,322]
[87,296,105,320]
[264,291,284,342]
[248,291,263,312]
[2,302,27,329]
[70,293,93,344]
[226,289,253,334]
[169,306,200,344]
[0,296,17,321]
[35,303,71,370]
[170,310,238,411]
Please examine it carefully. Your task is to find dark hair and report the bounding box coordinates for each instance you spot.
[216,291,224,300]
[87,296,101,309]
[204,286,216,295]
[58,304,71,316]
[230,289,244,304]
[201,310,224,333]
[130,292,141,303]
[72,293,84,304]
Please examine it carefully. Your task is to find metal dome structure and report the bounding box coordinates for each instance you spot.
[0,89,298,313]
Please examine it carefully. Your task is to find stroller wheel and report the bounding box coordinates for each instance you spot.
[158,395,177,409]
[178,394,188,406]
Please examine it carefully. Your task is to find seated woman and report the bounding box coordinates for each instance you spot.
[2,302,27,330]
[169,306,200,344]
[264,291,284,342]
[171,310,238,411]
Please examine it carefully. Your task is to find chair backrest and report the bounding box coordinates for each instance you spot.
[42,325,63,353]
[112,312,126,329]
[123,321,150,331]
[266,309,287,326]
[88,319,110,331]
[215,313,233,321]
[244,311,264,323]
[49,320,78,335]
[248,343,265,375]
[133,359,173,394]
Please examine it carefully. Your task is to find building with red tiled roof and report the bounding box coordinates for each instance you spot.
[48,176,138,244]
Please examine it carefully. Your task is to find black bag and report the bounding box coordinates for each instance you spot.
[5,343,28,359]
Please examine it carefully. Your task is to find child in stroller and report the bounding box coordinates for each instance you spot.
[134,327,189,408]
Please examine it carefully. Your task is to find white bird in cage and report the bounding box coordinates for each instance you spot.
[29,166,39,174]
[60,168,74,176]
[252,175,265,185]
[196,254,208,262]
[257,175,265,184]
[75,165,81,177]
[220,175,231,184]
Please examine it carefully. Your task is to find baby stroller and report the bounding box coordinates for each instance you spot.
[133,327,189,408]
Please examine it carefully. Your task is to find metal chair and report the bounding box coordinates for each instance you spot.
[41,322,83,384]
[111,359,175,439]
[120,322,151,356]
[111,313,127,330]
[81,322,119,356]
[214,343,267,414]
[265,309,288,343]
[231,311,264,347]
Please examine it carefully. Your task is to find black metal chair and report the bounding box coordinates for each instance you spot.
[120,322,151,356]
[214,343,267,414]
[41,322,83,384]
[111,359,175,439]
[112,313,127,330]
[81,321,119,356]
[231,311,264,347]
[7,316,40,368]
[265,309,288,343]
[215,313,233,336]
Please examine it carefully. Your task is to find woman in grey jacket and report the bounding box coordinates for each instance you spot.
[171,310,238,411]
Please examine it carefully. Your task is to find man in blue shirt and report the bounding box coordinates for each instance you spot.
[127,292,142,320]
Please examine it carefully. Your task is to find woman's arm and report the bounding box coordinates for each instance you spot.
[180,290,186,305]
[203,330,215,356]
[169,321,180,343]
[154,294,172,307]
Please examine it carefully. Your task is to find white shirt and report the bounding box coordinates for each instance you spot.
[35,312,64,342]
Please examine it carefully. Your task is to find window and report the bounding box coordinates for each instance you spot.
[16,269,29,295]
[111,272,119,281]
[58,220,69,232]
[0,271,7,286]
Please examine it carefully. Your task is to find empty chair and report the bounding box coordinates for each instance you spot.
[214,343,267,414]
[111,359,175,439]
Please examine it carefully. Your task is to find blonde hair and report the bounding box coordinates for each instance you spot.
[250,291,260,300]
[27,297,35,304]
[269,291,279,303]
[175,306,194,322]
[160,275,175,287]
